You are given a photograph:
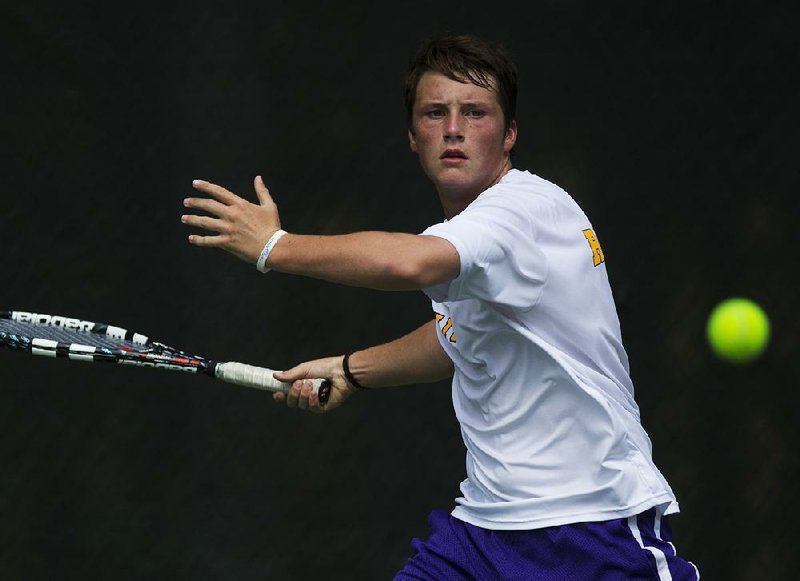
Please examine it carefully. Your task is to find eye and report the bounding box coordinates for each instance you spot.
[425,109,446,118]
[465,109,486,118]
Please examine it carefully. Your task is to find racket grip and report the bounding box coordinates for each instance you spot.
[215,362,331,403]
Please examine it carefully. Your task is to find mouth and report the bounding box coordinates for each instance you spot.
[440,149,468,164]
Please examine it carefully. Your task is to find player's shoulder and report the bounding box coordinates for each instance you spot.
[481,169,579,217]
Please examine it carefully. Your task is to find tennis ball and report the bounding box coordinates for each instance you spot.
[706,298,770,363]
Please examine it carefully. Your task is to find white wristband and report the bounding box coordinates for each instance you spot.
[256,229,287,273]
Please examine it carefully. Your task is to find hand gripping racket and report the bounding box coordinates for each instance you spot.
[0,311,331,403]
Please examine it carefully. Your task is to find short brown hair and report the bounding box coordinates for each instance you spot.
[404,34,518,132]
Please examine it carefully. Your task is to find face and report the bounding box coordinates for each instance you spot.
[409,71,517,214]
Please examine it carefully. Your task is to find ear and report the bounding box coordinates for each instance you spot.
[408,128,418,153]
[503,120,518,153]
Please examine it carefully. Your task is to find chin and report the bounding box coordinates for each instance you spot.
[434,170,479,191]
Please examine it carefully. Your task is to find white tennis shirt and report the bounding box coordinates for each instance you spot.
[421,169,678,530]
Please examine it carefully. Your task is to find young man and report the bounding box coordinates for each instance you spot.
[183,35,699,580]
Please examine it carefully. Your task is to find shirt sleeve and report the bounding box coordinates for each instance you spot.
[421,190,548,308]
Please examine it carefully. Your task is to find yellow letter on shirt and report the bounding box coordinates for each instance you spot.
[582,229,605,267]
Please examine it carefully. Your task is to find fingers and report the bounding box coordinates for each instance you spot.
[181,214,226,233]
[253,175,275,207]
[192,179,239,204]
[273,360,339,414]
[284,380,301,408]
[275,363,317,411]
[183,196,229,217]
[282,379,318,411]
[183,177,282,264]
[181,198,228,248]
[187,233,226,248]
[274,362,308,384]
[183,196,230,245]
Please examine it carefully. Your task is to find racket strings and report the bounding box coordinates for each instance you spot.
[0,318,142,351]
[0,316,209,372]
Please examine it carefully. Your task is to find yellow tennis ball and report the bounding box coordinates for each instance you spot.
[706,298,770,363]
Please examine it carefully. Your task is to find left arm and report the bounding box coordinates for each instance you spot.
[182,177,459,290]
[264,231,457,290]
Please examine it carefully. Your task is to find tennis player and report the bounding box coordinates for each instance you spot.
[183,34,699,580]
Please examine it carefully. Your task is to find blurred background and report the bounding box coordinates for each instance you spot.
[1,1,797,579]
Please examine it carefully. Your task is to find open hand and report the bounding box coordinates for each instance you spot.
[183,176,281,264]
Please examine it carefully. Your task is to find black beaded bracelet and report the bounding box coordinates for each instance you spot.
[342,352,367,390]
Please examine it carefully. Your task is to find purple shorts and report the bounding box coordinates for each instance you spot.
[395,508,699,580]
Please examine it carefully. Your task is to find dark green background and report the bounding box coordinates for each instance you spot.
[1,2,797,579]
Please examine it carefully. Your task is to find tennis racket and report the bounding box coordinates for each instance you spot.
[0,310,331,403]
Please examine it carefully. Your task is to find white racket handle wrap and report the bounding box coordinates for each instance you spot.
[214,362,331,402]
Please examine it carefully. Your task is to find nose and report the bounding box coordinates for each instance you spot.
[444,112,464,141]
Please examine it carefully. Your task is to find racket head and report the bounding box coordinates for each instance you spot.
[1,310,148,346]
[0,311,209,371]
[1,311,330,402]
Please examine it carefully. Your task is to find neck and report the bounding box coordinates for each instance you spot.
[439,158,513,219]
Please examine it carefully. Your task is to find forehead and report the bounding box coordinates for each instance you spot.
[414,71,499,106]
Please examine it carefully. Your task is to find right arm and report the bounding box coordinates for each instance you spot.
[342,318,454,388]
[273,319,454,413]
